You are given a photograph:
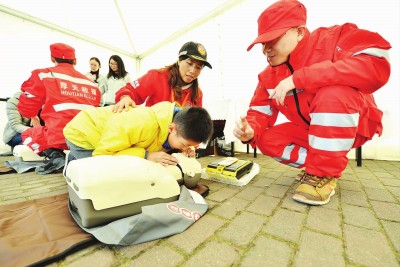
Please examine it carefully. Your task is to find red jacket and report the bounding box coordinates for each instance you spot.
[247,23,391,147]
[115,69,203,107]
[18,63,101,152]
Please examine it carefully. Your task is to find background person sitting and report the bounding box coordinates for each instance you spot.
[2,91,42,152]
[18,43,101,174]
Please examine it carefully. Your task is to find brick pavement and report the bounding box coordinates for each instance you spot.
[0,153,399,267]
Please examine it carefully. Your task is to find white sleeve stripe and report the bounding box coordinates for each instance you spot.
[353,48,390,62]
[53,103,96,112]
[23,92,36,98]
[266,88,303,97]
[249,105,273,116]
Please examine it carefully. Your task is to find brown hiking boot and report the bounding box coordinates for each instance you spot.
[293,172,336,205]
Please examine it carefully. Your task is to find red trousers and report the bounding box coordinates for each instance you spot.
[257,85,373,178]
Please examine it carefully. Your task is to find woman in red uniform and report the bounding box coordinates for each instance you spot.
[113,41,212,111]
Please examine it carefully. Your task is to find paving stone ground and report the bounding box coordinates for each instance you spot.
[1,153,399,267]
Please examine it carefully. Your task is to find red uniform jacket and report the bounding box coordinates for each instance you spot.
[115,69,203,107]
[247,23,391,149]
[18,63,101,152]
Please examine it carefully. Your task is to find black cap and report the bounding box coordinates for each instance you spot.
[178,41,212,69]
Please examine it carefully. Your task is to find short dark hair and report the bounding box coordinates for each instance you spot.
[173,106,213,143]
[54,58,74,64]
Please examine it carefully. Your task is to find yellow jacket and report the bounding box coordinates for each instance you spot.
[63,101,175,158]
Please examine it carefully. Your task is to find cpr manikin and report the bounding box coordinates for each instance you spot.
[64,153,203,227]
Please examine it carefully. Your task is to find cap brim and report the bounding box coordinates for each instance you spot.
[247,27,291,51]
[187,55,212,69]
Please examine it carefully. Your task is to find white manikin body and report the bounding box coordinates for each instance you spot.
[64,153,202,227]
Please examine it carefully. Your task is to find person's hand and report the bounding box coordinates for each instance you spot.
[147,151,179,166]
[268,75,295,105]
[30,116,41,127]
[182,146,196,158]
[233,116,254,142]
[112,95,136,112]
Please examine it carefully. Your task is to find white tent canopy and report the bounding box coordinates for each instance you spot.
[1,0,245,59]
[0,0,399,160]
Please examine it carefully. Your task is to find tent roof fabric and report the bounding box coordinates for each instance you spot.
[0,0,245,60]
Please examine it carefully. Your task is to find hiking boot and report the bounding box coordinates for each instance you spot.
[295,170,306,181]
[293,172,336,205]
[35,148,66,175]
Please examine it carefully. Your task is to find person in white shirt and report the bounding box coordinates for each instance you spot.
[103,55,132,106]
[84,57,107,106]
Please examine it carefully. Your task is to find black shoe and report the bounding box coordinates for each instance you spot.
[40,148,65,158]
[35,149,66,175]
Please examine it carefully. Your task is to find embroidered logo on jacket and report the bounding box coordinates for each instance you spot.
[132,80,140,88]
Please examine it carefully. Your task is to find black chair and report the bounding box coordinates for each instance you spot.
[246,144,257,158]
[356,146,362,167]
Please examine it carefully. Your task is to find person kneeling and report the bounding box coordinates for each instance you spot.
[63,101,213,167]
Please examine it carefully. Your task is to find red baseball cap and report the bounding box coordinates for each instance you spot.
[247,0,307,51]
[50,43,76,60]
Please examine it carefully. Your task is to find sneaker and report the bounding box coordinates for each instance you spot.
[295,170,306,181]
[35,148,66,175]
[293,172,336,205]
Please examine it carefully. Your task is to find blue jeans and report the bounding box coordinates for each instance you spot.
[65,139,94,161]
[7,134,23,150]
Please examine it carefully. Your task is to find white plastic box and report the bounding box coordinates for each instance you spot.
[65,155,181,228]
